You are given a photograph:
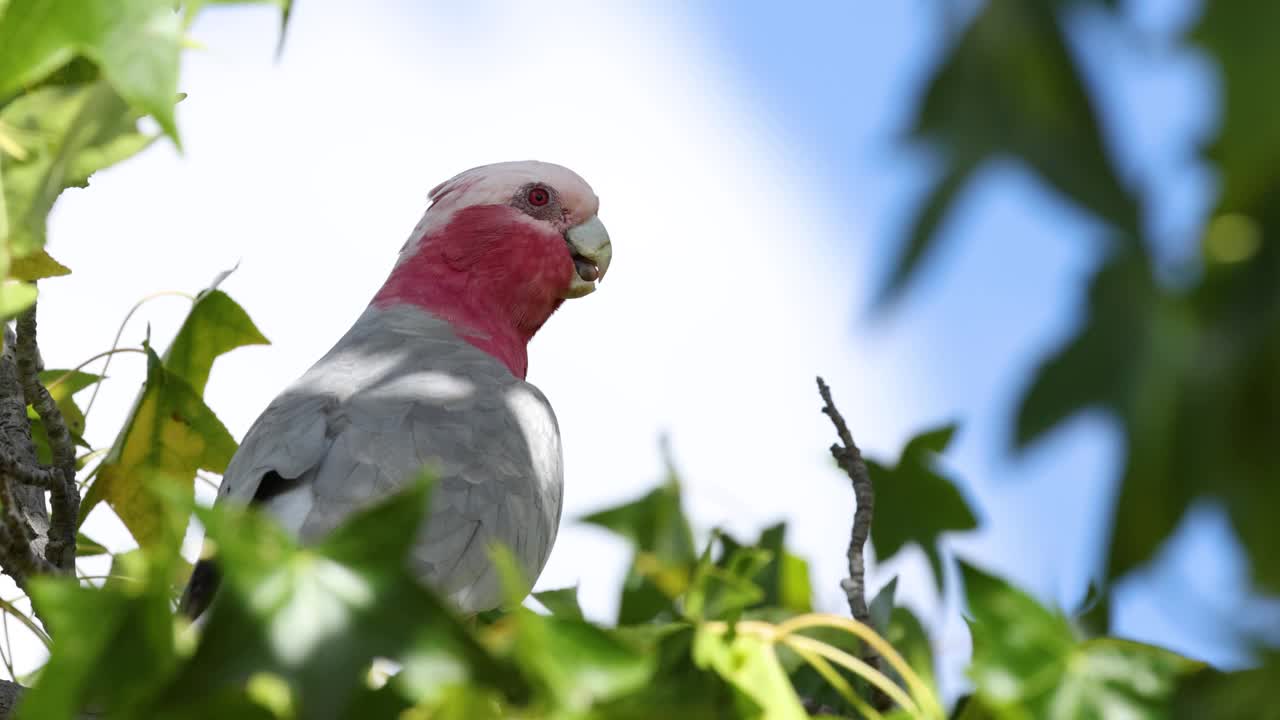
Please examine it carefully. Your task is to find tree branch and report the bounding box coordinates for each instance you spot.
[0,325,56,589]
[816,376,888,710]
[15,306,78,571]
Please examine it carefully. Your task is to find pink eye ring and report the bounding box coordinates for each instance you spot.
[528,187,550,206]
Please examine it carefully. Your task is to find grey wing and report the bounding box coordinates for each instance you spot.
[179,390,334,618]
[213,390,334,513]
[293,377,565,614]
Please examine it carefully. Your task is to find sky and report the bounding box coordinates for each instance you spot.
[11,0,1275,694]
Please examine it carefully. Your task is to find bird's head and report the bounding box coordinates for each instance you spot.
[422,161,612,298]
[373,161,612,377]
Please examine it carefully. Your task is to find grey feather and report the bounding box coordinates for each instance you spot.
[200,305,563,614]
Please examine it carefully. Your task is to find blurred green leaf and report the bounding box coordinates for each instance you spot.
[0,0,184,140]
[868,576,898,635]
[684,543,768,622]
[1191,1,1280,216]
[0,81,152,258]
[1174,653,1280,720]
[532,586,584,620]
[1018,241,1280,589]
[10,247,69,280]
[75,530,108,557]
[694,624,808,720]
[0,278,35,317]
[867,423,975,589]
[754,523,814,614]
[585,472,697,623]
[21,553,178,719]
[880,157,976,305]
[962,562,1199,718]
[583,476,696,566]
[886,605,937,702]
[84,347,235,548]
[159,479,527,719]
[892,0,1138,302]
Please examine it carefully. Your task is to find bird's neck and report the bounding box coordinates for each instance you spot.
[371,205,572,379]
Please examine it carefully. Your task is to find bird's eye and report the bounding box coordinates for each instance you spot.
[527,187,550,206]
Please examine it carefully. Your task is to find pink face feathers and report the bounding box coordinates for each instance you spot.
[372,162,603,378]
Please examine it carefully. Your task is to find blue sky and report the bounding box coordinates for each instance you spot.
[20,0,1274,688]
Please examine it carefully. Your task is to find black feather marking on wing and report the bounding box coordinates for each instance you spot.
[178,470,297,619]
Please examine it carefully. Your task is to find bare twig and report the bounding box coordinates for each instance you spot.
[816,376,888,710]
[16,305,79,571]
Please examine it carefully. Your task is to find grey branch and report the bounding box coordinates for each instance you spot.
[0,325,57,588]
[0,447,64,490]
[816,376,888,710]
[15,306,78,571]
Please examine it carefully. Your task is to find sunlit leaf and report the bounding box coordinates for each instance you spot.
[165,288,269,394]
[962,562,1198,718]
[0,81,152,258]
[21,553,178,719]
[158,479,526,719]
[0,278,35,317]
[84,348,235,548]
[694,625,807,720]
[0,0,185,140]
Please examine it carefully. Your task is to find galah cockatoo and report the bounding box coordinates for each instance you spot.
[180,161,611,618]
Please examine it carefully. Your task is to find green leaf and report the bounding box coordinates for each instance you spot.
[867,424,976,589]
[962,562,1199,718]
[0,0,184,140]
[693,624,808,720]
[886,605,937,702]
[181,0,294,49]
[164,288,269,394]
[160,479,527,719]
[584,472,698,623]
[754,523,814,614]
[583,476,696,566]
[1174,653,1280,720]
[35,368,101,447]
[9,247,69,280]
[1191,1,1280,216]
[683,543,768,622]
[0,81,152,258]
[878,157,976,306]
[20,556,178,719]
[0,278,35,317]
[532,586,584,620]
[868,576,898,635]
[1016,243,1280,590]
[894,0,1139,299]
[74,530,109,557]
[83,347,236,548]
[80,287,265,527]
